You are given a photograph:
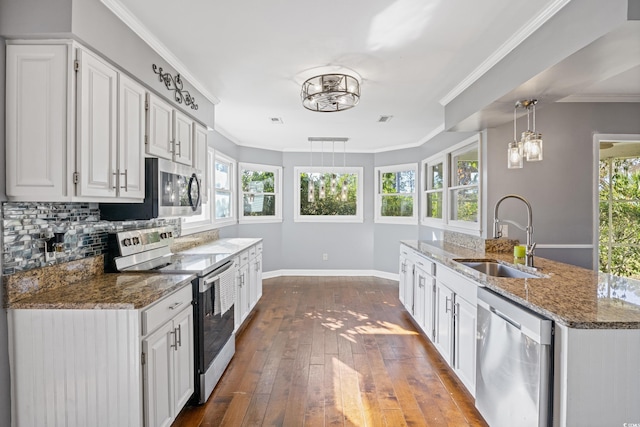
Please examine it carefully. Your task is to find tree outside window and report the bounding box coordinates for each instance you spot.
[239,163,282,223]
[375,164,417,224]
[294,167,363,222]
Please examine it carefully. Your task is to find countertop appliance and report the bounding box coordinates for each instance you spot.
[476,287,553,427]
[100,157,202,220]
[109,226,235,405]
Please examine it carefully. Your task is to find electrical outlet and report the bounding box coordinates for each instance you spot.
[322,253,329,261]
[500,224,509,237]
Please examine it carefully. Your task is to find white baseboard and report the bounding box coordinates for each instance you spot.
[262,269,399,281]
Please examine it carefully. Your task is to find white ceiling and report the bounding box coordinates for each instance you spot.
[108,0,638,153]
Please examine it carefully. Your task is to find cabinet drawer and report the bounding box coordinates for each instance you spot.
[249,245,256,258]
[414,256,436,277]
[238,250,250,266]
[142,284,192,335]
[255,242,263,255]
[437,266,477,305]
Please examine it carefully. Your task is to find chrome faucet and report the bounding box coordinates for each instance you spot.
[493,194,536,268]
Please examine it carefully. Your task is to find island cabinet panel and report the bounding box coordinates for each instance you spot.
[8,309,142,427]
[554,325,640,427]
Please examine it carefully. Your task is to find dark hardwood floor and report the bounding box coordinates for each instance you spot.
[173,276,489,426]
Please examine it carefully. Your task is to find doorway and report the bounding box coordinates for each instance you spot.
[595,134,640,277]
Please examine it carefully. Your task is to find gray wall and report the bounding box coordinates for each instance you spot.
[280,151,376,271]
[0,35,10,427]
[485,102,640,268]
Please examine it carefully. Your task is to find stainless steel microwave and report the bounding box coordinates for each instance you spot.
[100,158,202,220]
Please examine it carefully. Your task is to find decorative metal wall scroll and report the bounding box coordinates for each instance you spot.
[152,64,199,110]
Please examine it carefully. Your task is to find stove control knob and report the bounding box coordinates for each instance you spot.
[122,238,132,247]
[132,237,140,245]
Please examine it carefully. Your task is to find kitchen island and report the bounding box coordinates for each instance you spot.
[401,240,640,427]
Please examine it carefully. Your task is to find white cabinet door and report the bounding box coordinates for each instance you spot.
[118,74,146,200]
[239,262,251,323]
[424,277,436,341]
[454,294,476,396]
[6,44,71,201]
[146,93,174,160]
[256,253,263,301]
[172,306,194,412]
[76,49,118,198]
[399,256,414,313]
[434,280,454,363]
[193,123,209,203]
[143,321,175,427]
[413,266,427,332]
[249,255,259,308]
[173,110,193,165]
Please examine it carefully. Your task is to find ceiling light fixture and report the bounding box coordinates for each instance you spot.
[301,74,360,112]
[507,99,543,169]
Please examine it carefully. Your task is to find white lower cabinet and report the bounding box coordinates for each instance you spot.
[141,284,194,427]
[400,244,477,397]
[234,243,264,332]
[399,246,415,313]
[7,282,194,427]
[433,266,477,396]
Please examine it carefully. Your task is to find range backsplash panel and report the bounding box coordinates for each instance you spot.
[1,202,181,275]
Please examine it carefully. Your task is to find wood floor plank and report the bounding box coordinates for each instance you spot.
[172,276,488,427]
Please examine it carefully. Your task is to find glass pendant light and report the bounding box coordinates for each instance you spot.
[507,106,523,169]
[308,140,314,202]
[525,102,543,161]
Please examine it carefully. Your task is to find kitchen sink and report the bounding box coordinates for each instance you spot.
[453,259,543,279]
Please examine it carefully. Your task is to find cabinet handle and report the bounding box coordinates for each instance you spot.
[120,169,128,191]
[170,329,177,349]
[176,140,182,156]
[112,170,118,191]
[168,302,183,310]
[445,296,452,314]
[454,302,460,319]
[176,324,182,348]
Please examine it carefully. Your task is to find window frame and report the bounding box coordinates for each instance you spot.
[293,166,364,223]
[420,133,482,235]
[421,154,447,227]
[212,151,237,228]
[374,163,418,224]
[238,162,283,224]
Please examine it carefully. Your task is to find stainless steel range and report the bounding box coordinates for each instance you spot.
[108,226,236,404]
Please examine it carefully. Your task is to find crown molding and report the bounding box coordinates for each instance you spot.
[439,0,571,106]
[101,0,220,105]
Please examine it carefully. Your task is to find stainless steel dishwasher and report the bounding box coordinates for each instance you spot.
[476,287,553,427]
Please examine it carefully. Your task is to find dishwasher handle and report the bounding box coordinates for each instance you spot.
[490,307,521,330]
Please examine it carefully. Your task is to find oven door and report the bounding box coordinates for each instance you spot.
[157,158,202,217]
[195,262,235,402]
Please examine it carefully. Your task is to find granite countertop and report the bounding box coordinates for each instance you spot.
[178,237,262,256]
[7,272,195,310]
[401,240,640,329]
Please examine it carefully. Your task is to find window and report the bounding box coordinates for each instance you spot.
[374,163,417,224]
[421,134,482,234]
[423,157,445,222]
[239,163,282,223]
[294,166,363,222]
[449,144,479,225]
[213,152,236,226]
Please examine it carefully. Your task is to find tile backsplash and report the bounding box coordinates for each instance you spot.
[1,202,180,275]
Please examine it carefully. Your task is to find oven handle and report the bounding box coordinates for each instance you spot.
[200,261,234,293]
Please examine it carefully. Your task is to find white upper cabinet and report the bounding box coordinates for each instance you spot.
[146,93,195,166]
[117,74,146,200]
[146,93,174,160]
[173,110,194,166]
[6,43,72,201]
[76,49,118,198]
[5,42,148,202]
